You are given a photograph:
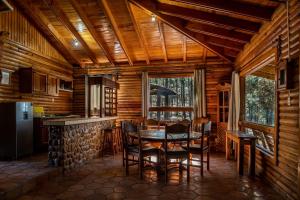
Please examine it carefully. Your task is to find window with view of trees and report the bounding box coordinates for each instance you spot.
[245,75,275,126]
[149,77,193,121]
[245,74,276,155]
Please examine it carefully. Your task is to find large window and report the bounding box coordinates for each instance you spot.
[244,64,276,155]
[149,77,193,120]
[245,75,275,126]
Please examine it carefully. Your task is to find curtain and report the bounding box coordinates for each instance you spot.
[142,72,150,119]
[227,71,240,131]
[193,68,206,119]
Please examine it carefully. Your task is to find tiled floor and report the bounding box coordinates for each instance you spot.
[0,154,60,200]
[13,153,284,200]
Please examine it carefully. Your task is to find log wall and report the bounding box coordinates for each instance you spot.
[236,0,300,199]
[94,64,232,133]
[0,3,73,114]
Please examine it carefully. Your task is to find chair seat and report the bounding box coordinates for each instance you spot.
[161,146,188,157]
[127,144,159,155]
[182,144,209,151]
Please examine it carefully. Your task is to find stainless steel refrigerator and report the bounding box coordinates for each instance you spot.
[0,102,33,160]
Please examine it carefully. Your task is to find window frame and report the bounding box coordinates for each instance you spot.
[148,73,194,121]
[239,48,279,165]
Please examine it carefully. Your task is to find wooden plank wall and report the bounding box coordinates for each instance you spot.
[72,74,86,116]
[0,4,73,114]
[111,64,232,133]
[236,0,300,199]
[117,73,142,121]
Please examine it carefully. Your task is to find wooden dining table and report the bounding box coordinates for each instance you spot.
[128,129,202,142]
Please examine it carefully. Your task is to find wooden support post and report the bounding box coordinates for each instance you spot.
[237,139,244,175]
[298,55,300,200]
[249,139,256,176]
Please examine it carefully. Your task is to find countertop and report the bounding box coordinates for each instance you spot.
[43,116,118,126]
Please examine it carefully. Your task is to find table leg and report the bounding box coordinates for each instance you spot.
[249,140,256,176]
[226,133,230,160]
[238,140,244,175]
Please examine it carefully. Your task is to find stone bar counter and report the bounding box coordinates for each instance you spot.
[44,117,117,171]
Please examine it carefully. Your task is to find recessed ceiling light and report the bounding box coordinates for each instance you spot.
[78,23,84,32]
[73,39,80,47]
[151,14,156,22]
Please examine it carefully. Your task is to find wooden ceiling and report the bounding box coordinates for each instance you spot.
[13,0,280,68]
[0,0,13,13]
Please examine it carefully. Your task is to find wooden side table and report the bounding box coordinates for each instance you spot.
[226,130,257,176]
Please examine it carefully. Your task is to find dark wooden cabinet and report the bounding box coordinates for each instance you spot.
[33,118,49,152]
[48,76,59,96]
[33,72,47,93]
[216,83,231,152]
[104,87,117,116]
[19,68,59,96]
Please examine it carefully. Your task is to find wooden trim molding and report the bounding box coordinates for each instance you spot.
[149,107,193,112]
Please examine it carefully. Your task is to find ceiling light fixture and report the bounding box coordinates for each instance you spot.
[151,14,156,22]
[78,23,84,33]
[73,39,80,47]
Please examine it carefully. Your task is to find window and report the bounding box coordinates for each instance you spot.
[243,63,276,156]
[245,75,275,126]
[0,70,11,85]
[149,77,193,120]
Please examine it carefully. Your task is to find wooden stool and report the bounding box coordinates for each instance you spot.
[101,127,122,156]
[102,128,116,156]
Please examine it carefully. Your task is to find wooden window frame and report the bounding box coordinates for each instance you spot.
[239,47,278,165]
[148,75,194,120]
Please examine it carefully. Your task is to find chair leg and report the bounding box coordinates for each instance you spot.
[139,154,143,179]
[201,150,204,177]
[165,156,168,184]
[207,151,210,171]
[122,150,125,166]
[187,156,190,183]
[125,152,129,176]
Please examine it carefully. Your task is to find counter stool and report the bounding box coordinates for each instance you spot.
[101,127,122,156]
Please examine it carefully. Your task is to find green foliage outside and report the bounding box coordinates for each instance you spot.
[149,77,193,120]
[245,75,275,126]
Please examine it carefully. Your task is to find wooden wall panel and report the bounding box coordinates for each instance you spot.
[0,3,73,114]
[117,74,142,122]
[72,75,86,116]
[0,2,69,65]
[237,0,300,199]
[111,64,232,133]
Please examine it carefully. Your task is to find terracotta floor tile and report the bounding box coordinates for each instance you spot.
[0,153,286,200]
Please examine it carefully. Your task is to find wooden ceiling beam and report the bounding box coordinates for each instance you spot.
[69,0,114,65]
[183,36,187,62]
[157,3,261,33]
[129,0,235,63]
[126,1,150,64]
[43,0,98,64]
[157,21,168,63]
[186,22,252,44]
[15,0,80,65]
[98,0,133,66]
[170,0,275,21]
[159,14,244,51]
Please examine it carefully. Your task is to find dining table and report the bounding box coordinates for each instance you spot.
[128,129,202,142]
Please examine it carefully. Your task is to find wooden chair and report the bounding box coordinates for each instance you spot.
[121,121,159,176]
[145,119,160,130]
[183,118,211,176]
[162,123,190,184]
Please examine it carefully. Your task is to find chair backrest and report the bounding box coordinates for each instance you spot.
[204,121,212,135]
[121,120,138,149]
[165,123,190,151]
[146,119,159,125]
[165,123,190,134]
